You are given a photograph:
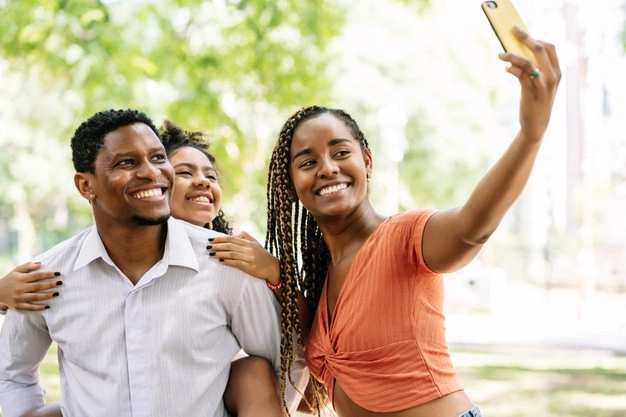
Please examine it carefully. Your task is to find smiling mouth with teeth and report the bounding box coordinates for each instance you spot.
[189,196,212,203]
[133,188,164,199]
[318,183,348,197]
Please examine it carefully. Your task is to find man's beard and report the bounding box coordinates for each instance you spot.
[131,213,170,226]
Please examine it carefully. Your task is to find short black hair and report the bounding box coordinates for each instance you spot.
[71,109,159,173]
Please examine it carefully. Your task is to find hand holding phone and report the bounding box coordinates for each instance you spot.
[481,0,535,65]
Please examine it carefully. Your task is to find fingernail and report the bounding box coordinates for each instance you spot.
[219,258,224,262]
[206,245,212,249]
[44,305,50,309]
[34,261,41,265]
[208,238,214,242]
[56,281,63,286]
[209,252,216,256]
[54,272,61,276]
[53,292,59,297]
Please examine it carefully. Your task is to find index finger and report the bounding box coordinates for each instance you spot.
[512,26,548,71]
[13,261,43,274]
[208,235,240,245]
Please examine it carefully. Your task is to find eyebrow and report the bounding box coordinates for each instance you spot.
[111,146,166,158]
[173,161,216,172]
[291,138,352,161]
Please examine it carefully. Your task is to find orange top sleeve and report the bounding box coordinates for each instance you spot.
[304,209,463,412]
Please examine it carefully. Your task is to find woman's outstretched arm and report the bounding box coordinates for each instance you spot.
[423,27,561,274]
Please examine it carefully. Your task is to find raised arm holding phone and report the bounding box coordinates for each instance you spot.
[264,6,561,417]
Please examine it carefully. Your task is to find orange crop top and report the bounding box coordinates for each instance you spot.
[304,209,463,413]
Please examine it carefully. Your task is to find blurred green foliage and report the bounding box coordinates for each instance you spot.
[4,0,522,268]
[0,0,343,232]
[0,1,445,256]
[0,0,351,259]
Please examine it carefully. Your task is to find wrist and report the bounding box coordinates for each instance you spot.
[266,279,282,291]
[265,257,282,290]
[265,272,281,286]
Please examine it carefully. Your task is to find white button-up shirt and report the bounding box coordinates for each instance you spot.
[0,218,304,417]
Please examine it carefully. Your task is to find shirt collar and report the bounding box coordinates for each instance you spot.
[163,218,199,271]
[74,226,109,271]
[73,218,199,273]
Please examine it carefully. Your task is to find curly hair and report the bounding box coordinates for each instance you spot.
[159,120,233,235]
[71,109,159,173]
[265,105,370,415]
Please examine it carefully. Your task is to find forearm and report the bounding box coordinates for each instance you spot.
[458,130,542,243]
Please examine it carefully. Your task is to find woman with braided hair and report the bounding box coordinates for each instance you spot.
[263,27,560,417]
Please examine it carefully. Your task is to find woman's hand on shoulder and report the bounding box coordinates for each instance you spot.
[207,231,281,286]
[0,262,62,311]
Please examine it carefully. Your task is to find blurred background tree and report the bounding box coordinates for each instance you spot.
[3,0,468,265]
[1,0,623,294]
[0,0,346,263]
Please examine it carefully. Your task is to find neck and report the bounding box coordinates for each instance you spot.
[96,222,167,285]
[317,202,385,265]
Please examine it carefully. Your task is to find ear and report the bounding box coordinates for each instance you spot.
[75,173,96,202]
[363,148,373,177]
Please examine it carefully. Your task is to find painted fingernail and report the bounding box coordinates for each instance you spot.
[44,305,50,309]
[34,261,41,265]
[56,281,63,286]
[54,272,61,276]
[209,252,216,256]
[206,245,212,249]
[53,292,59,297]
[208,238,214,242]
[219,258,224,262]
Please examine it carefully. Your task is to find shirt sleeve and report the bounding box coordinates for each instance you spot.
[229,278,307,413]
[410,209,438,275]
[230,278,281,372]
[0,310,52,417]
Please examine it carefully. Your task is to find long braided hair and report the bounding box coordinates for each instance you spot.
[160,120,233,235]
[266,105,371,415]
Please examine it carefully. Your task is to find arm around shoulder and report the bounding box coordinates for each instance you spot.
[422,30,561,275]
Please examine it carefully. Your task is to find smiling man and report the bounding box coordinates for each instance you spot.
[0,109,286,417]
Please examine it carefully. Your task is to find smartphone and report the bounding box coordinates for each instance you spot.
[481,0,535,64]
